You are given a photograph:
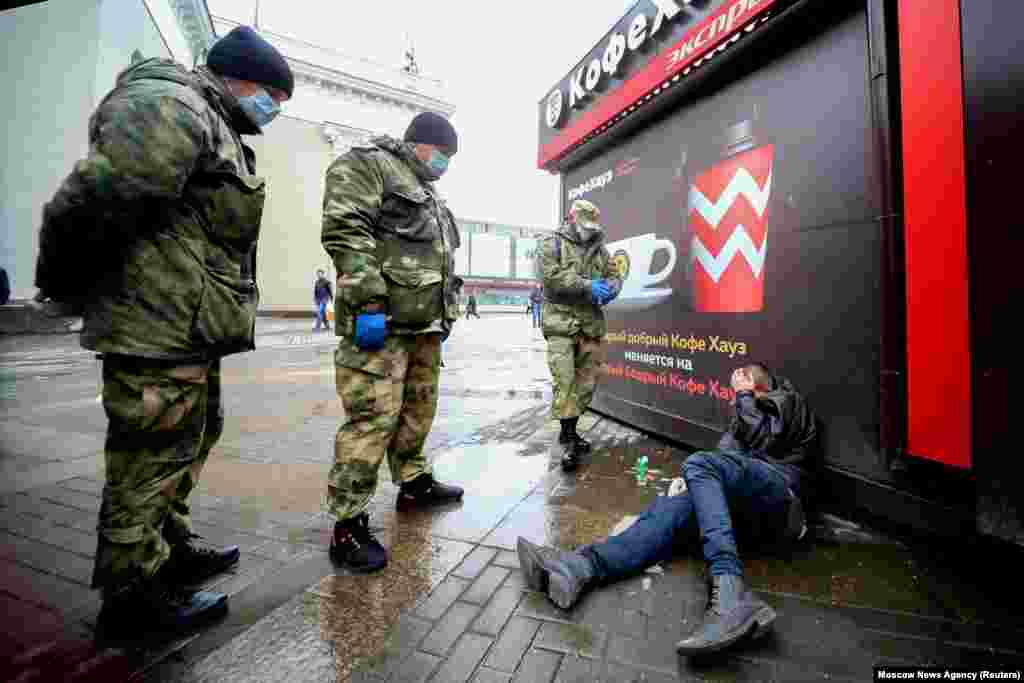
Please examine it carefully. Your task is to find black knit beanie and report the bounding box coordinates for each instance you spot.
[207,26,294,98]
[404,112,458,154]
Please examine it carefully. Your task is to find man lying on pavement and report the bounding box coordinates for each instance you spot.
[517,362,818,656]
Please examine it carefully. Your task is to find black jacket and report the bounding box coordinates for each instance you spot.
[716,374,818,470]
[314,276,333,303]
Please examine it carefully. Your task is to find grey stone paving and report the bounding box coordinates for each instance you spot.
[5,318,1024,682]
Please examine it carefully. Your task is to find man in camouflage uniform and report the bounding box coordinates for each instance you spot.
[33,27,293,635]
[539,199,622,471]
[322,112,465,573]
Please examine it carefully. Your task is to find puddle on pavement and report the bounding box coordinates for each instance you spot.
[195,459,329,514]
[432,442,549,497]
[308,515,473,681]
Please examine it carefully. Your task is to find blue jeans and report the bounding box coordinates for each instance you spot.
[586,450,802,581]
[531,304,542,328]
[314,300,328,329]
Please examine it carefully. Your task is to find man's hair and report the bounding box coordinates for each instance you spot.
[744,363,773,390]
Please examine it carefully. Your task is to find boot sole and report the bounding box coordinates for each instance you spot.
[516,539,549,593]
[329,547,388,573]
[548,571,583,610]
[675,605,777,656]
[96,598,229,643]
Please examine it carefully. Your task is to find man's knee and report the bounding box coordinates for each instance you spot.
[682,450,721,479]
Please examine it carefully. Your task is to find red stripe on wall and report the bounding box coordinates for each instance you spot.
[897,0,971,468]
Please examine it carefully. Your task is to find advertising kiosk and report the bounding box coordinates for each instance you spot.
[537,0,1019,544]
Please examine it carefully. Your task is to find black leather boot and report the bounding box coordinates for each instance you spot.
[516,537,595,609]
[396,473,464,510]
[97,568,228,639]
[675,574,776,656]
[160,533,240,586]
[558,417,592,453]
[560,441,580,472]
[330,512,388,573]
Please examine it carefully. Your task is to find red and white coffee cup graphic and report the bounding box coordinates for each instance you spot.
[688,144,774,313]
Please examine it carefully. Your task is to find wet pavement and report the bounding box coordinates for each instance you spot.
[3,316,1024,681]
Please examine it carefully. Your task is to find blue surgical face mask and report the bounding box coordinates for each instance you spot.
[238,88,280,128]
[427,149,450,178]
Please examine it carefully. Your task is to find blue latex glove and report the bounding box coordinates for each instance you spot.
[354,313,387,351]
[590,279,612,305]
[603,280,621,304]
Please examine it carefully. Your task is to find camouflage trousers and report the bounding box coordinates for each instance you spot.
[327,333,442,520]
[92,356,222,589]
[546,334,604,420]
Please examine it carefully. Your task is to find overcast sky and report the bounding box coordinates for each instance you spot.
[206,0,637,227]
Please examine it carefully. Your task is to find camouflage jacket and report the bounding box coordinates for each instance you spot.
[322,135,461,366]
[35,59,266,361]
[539,222,621,339]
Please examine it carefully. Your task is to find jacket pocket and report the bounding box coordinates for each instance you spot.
[192,265,257,354]
[382,267,444,328]
[186,172,266,248]
[378,188,441,242]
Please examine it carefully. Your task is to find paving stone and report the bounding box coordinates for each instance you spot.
[0,512,96,558]
[247,538,319,563]
[680,651,779,682]
[388,650,439,683]
[500,569,528,593]
[472,668,513,683]
[1,530,93,585]
[463,566,510,605]
[420,602,481,656]
[484,616,541,673]
[410,575,470,621]
[357,613,434,680]
[206,554,282,596]
[514,590,575,624]
[4,494,88,526]
[57,477,104,495]
[0,557,96,616]
[492,551,520,569]
[428,632,494,683]
[453,546,499,580]
[512,649,561,682]
[576,588,624,632]
[33,485,101,512]
[553,656,601,683]
[472,587,523,637]
[534,622,607,659]
[606,632,682,677]
[603,662,686,683]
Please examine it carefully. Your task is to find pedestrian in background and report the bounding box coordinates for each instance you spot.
[529,283,543,329]
[538,199,621,471]
[33,26,293,636]
[321,111,465,573]
[313,268,333,331]
[466,292,480,319]
[0,267,9,306]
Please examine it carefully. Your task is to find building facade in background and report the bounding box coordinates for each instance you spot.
[0,0,216,301]
[208,14,457,313]
[454,220,552,306]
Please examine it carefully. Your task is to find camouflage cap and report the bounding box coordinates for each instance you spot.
[569,199,601,229]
